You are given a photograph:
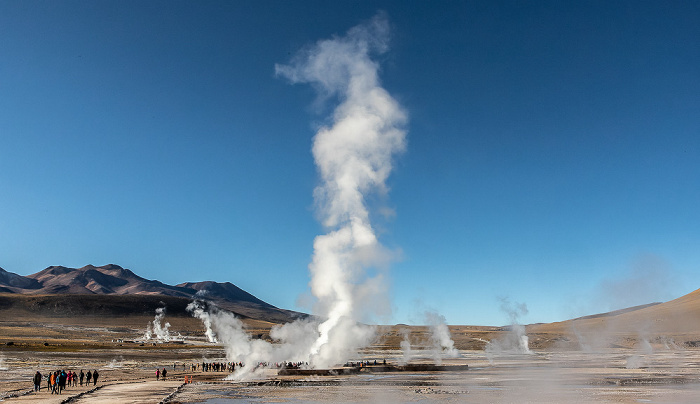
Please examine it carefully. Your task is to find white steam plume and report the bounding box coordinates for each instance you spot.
[398,328,413,365]
[276,12,407,368]
[186,14,406,374]
[486,298,531,357]
[187,301,218,343]
[188,301,322,379]
[144,307,172,342]
[425,311,460,363]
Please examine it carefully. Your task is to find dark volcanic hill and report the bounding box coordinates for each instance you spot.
[0,266,41,292]
[0,264,304,323]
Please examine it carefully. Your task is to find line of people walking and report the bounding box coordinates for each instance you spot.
[33,369,99,394]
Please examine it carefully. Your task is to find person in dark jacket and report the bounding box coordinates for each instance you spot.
[58,370,67,394]
[33,371,42,392]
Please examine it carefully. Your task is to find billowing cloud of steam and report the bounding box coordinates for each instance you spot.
[188,300,280,378]
[276,12,407,368]
[188,300,331,379]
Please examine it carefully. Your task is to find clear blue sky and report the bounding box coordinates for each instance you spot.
[1,1,698,326]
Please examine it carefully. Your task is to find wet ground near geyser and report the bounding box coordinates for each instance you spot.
[170,350,700,404]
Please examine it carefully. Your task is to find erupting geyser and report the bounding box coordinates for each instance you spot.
[188,14,458,377]
[277,12,407,368]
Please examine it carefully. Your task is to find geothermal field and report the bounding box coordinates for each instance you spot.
[2,291,700,404]
[2,337,700,404]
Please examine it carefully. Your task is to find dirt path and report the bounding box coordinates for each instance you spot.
[6,381,183,404]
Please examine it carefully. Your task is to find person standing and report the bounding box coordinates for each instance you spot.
[162,367,167,380]
[86,370,92,386]
[50,371,57,394]
[58,370,67,394]
[79,370,84,386]
[156,368,160,381]
[33,371,42,392]
[92,370,99,385]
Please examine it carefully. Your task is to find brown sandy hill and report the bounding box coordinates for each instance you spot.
[528,287,700,337]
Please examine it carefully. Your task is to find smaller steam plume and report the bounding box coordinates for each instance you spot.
[425,311,459,364]
[106,357,124,369]
[398,328,413,365]
[397,312,459,365]
[486,298,531,358]
[187,301,218,343]
[143,307,182,342]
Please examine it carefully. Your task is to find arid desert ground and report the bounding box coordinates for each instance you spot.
[2,304,700,404]
[2,345,700,403]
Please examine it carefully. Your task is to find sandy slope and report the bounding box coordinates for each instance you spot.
[530,288,700,336]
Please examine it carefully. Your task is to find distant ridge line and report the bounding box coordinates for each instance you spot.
[0,264,306,323]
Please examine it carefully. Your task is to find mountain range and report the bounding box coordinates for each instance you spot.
[2,264,699,336]
[0,264,303,323]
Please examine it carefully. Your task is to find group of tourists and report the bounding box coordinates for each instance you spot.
[277,361,306,370]
[32,369,99,393]
[202,361,236,372]
[186,361,241,373]
[344,359,386,367]
[155,362,241,380]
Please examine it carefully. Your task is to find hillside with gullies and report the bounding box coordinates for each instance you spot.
[0,264,305,323]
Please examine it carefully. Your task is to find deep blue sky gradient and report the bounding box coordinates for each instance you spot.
[1,1,699,325]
